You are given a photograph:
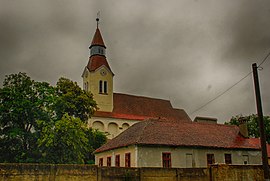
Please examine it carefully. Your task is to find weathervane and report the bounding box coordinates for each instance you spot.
[96,11,100,28]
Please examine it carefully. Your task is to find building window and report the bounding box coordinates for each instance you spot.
[104,81,107,94]
[115,154,120,167]
[99,158,103,167]
[107,157,111,167]
[99,48,104,54]
[162,152,171,168]
[225,154,232,164]
[125,153,131,167]
[243,155,249,165]
[207,154,215,165]
[86,82,88,91]
[99,80,102,93]
[186,153,193,168]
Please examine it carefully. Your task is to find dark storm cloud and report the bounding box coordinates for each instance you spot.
[0,1,93,83]
[220,1,270,66]
[0,0,270,122]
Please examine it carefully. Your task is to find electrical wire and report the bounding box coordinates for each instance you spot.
[190,50,270,115]
[258,51,270,67]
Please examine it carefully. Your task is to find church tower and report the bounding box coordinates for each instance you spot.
[82,18,114,112]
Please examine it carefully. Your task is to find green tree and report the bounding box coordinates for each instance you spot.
[226,114,270,143]
[37,114,90,164]
[37,115,107,164]
[84,128,107,164]
[54,77,97,122]
[0,72,55,162]
[0,73,105,163]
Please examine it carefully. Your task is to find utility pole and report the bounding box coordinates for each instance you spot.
[252,63,270,180]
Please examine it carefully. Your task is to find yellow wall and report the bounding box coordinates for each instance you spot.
[83,66,113,112]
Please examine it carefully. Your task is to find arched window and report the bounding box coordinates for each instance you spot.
[99,80,103,93]
[104,81,107,94]
[108,122,118,138]
[92,121,105,131]
[86,82,88,91]
[122,123,130,130]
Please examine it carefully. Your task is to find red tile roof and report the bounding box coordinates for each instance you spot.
[87,55,112,72]
[90,28,105,48]
[95,118,261,153]
[94,93,192,121]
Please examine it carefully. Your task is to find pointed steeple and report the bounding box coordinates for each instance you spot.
[90,28,106,48]
[90,16,106,49]
[89,18,107,58]
[82,17,114,112]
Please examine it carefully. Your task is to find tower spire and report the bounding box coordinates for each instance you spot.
[82,16,114,112]
[96,11,100,28]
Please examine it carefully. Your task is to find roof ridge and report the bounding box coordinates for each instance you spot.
[175,121,240,130]
[114,92,171,102]
[189,121,239,128]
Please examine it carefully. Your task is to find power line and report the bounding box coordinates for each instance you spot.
[190,71,252,115]
[190,50,270,116]
[258,51,270,67]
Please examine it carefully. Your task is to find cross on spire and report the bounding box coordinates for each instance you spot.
[96,11,100,28]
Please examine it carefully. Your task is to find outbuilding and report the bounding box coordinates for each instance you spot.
[95,118,261,168]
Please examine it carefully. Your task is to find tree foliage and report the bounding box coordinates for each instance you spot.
[37,114,90,164]
[0,72,106,163]
[226,114,270,143]
[54,77,97,122]
[84,128,107,164]
[0,73,54,162]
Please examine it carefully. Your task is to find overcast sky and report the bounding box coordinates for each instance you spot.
[1,0,270,123]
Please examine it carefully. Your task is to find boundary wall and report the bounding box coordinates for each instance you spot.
[0,163,264,181]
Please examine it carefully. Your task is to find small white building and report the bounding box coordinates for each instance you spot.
[95,118,262,168]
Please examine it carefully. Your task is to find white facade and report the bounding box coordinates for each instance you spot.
[95,145,262,168]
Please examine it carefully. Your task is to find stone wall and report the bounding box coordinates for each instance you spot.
[211,164,264,181]
[0,164,97,181]
[0,163,265,181]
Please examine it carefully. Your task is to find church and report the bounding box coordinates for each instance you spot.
[82,19,191,139]
[83,19,263,168]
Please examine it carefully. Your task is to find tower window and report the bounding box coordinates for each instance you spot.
[99,80,102,93]
[104,81,107,94]
[98,48,104,54]
[99,80,108,94]
[86,82,88,91]
[90,46,106,56]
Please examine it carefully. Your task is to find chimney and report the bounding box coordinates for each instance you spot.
[238,117,249,138]
[194,116,217,124]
